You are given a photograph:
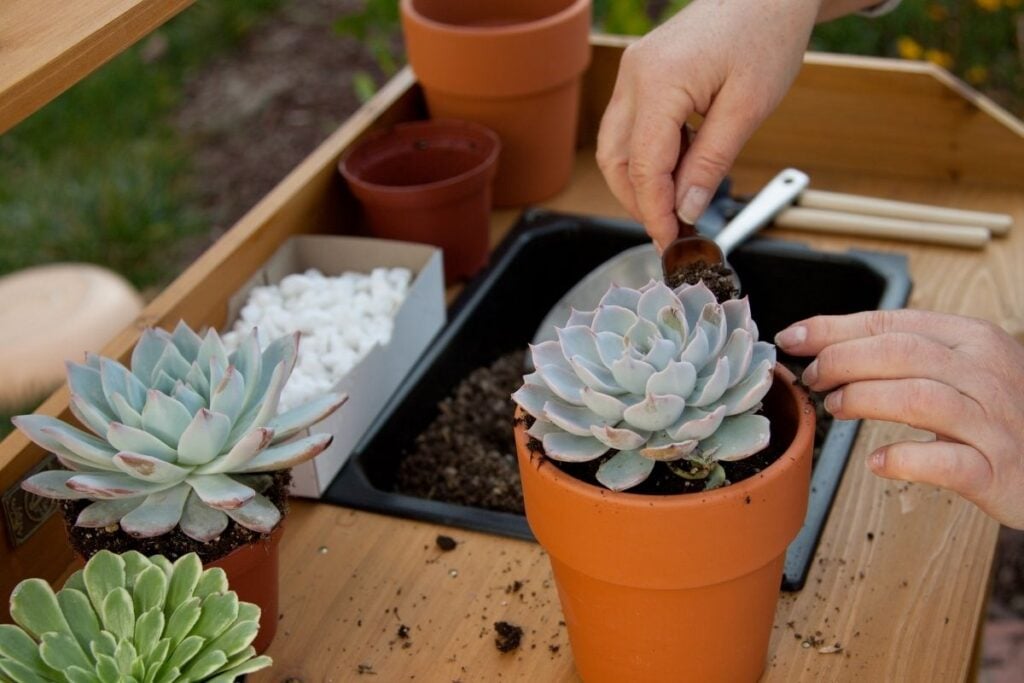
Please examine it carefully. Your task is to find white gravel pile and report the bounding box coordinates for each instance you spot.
[222,267,411,411]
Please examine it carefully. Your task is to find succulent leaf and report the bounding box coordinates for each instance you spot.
[266,392,348,443]
[595,450,655,491]
[519,282,775,491]
[0,552,271,682]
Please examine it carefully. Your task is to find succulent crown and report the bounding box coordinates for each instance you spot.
[14,321,347,541]
[0,550,271,682]
[512,280,775,491]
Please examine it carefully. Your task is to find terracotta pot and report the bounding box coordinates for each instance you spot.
[400,0,591,206]
[340,119,500,283]
[207,525,284,655]
[514,366,815,683]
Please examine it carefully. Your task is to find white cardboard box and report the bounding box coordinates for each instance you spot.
[224,235,445,497]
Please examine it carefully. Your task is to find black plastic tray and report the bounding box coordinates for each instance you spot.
[324,209,912,590]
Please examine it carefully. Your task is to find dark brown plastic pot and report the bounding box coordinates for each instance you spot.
[401,0,591,207]
[514,366,815,682]
[340,119,500,283]
[207,525,284,655]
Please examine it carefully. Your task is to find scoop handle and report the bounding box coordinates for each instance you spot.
[716,168,810,255]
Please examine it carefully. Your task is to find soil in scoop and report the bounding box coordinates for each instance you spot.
[61,471,290,563]
[395,351,526,513]
[665,259,738,303]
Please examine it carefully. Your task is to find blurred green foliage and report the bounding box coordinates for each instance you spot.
[0,0,282,291]
[335,0,402,102]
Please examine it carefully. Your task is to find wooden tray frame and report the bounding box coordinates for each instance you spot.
[2,34,1024,681]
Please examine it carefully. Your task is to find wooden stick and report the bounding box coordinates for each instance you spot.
[773,207,990,248]
[798,188,1012,234]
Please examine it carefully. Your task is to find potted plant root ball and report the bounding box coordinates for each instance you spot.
[13,321,348,654]
[340,119,500,284]
[512,280,814,683]
[400,0,591,206]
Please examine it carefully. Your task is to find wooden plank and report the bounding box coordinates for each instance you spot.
[583,37,1024,190]
[0,0,195,135]
[251,163,1020,682]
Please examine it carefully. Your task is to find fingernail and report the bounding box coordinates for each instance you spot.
[824,389,842,414]
[774,325,807,350]
[868,449,886,471]
[676,186,712,224]
[801,360,818,386]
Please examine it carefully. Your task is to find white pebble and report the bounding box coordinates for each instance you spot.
[223,267,412,411]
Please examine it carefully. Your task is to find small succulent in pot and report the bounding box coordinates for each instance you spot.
[512,280,775,491]
[13,321,347,542]
[0,550,272,682]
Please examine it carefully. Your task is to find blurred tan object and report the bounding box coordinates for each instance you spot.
[0,263,142,411]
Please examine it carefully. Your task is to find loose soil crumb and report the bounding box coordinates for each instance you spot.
[397,624,410,639]
[665,259,738,303]
[494,621,524,653]
[61,471,290,563]
[436,534,458,551]
[396,351,525,513]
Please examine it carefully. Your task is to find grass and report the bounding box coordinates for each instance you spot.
[0,0,283,291]
[0,0,283,439]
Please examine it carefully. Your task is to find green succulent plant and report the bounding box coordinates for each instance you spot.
[13,321,347,541]
[513,280,776,491]
[0,550,271,683]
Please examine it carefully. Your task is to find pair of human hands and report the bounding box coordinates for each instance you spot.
[596,0,1024,529]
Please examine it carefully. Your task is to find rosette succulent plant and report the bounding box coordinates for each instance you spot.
[13,321,347,541]
[0,550,271,683]
[513,280,775,491]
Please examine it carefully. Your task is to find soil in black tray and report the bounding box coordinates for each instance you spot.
[665,258,738,303]
[395,350,526,513]
[60,470,290,563]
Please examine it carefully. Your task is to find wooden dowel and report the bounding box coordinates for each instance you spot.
[798,189,1012,235]
[773,207,990,249]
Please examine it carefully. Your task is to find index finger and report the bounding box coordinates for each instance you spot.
[774,309,980,355]
[628,92,692,250]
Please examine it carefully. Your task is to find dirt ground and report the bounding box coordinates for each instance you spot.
[170,0,1024,678]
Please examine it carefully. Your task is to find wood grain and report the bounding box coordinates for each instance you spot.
[2,41,1022,681]
[250,164,1021,683]
[0,0,195,135]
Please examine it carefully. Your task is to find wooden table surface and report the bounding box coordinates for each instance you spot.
[251,155,1023,682]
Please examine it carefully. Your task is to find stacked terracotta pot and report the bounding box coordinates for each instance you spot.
[341,0,591,283]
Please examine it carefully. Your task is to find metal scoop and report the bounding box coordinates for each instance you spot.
[661,168,809,291]
[530,168,809,346]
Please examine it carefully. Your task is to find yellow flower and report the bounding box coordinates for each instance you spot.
[925,49,954,69]
[966,65,989,85]
[897,36,924,60]
[926,3,949,20]
[975,0,1001,11]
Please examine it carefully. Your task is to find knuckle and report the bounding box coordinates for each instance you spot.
[865,310,895,337]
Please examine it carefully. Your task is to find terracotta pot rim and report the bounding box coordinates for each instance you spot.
[401,0,590,37]
[339,119,500,199]
[516,364,814,510]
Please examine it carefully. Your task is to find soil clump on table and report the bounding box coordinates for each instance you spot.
[395,351,526,513]
[61,471,290,563]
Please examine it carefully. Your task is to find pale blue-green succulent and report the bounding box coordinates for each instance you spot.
[14,321,347,541]
[0,550,270,683]
[513,280,775,491]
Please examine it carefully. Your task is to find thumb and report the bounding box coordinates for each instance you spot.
[675,83,767,224]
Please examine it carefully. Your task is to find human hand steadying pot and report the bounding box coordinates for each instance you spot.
[775,310,1024,530]
[596,0,886,251]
